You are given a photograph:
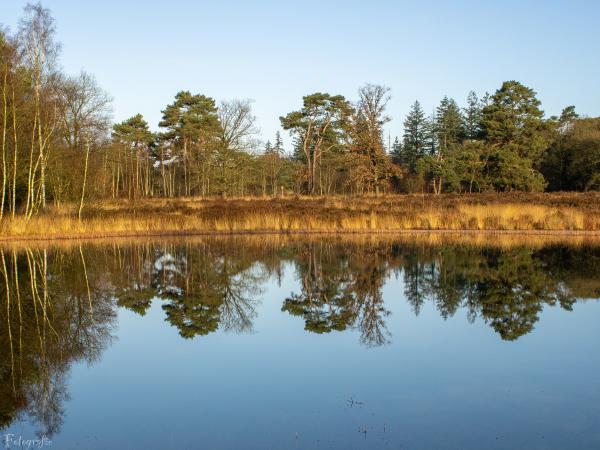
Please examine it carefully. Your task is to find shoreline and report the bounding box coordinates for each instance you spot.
[3,228,600,244]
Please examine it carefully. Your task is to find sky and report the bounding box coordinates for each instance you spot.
[3,0,599,150]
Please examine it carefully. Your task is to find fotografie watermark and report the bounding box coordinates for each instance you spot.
[2,434,52,449]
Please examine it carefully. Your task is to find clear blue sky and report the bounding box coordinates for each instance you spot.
[3,0,599,149]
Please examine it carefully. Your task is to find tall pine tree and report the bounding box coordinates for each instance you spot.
[273,131,284,155]
[435,96,464,154]
[463,91,484,140]
[481,81,550,191]
[399,101,429,172]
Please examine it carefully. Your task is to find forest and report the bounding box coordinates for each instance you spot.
[1,4,599,222]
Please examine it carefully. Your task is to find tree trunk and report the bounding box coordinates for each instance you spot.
[0,70,7,219]
[79,142,90,221]
[11,85,17,217]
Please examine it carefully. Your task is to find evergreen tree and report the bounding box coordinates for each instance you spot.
[264,140,273,153]
[463,91,484,140]
[481,81,550,191]
[159,91,221,195]
[435,96,464,153]
[542,114,600,191]
[425,112,437,156]
[280,93,353,194]
[112,114,153,147]
[112,114,155,197]
[541,106,579,191]
[399,101,429,172]
[390,137,402,163]
[273,131,284,155]
[566,118,600,191]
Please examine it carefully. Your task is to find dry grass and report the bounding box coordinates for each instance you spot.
[4,232,600,254]
[2,193,600,241]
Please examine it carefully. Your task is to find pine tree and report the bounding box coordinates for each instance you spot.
[541,106,581,191]
[112,114,155,198]
[425,112,437,156]
[435,96,464,154]
[280,93,353,194]
[273,131,284,155]
[482,81,547,159]
[159,91,221,195]
[417,98,464,195]
[463,91,483,140]
[264,140,273,153]
[400,101,429,172]
[391,137,402,163]
[481,81,550,191]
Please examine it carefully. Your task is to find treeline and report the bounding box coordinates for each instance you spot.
[1,4,600,219]
[392,90,600,193]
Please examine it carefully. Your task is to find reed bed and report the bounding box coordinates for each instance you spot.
[2,193,600,241]
[4,232,600,254]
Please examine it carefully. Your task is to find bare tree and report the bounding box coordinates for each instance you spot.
[18,2,61,212]
[60,71,112,150]
[218,99,259,152]
[18,3,60,75]
[357,83,391,135]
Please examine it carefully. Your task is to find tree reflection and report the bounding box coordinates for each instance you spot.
[0,247,115,438]
[2,238,600,437]
[112,244,265,338]
[282,241,600,343]
[401,245,581,340]
[282,242,392,347]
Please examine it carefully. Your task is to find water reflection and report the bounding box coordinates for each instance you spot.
[399,245,583,341]
[1,237,600,438]
[282,243,391,346]
[0,247,115,437]
[113,244,265,338]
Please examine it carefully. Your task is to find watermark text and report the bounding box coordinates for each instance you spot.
[2,434,52,449]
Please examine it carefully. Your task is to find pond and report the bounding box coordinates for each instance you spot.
[1,236,600,449]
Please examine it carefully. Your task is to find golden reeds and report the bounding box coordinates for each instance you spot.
[1,193,600,241]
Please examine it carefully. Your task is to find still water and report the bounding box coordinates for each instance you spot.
[1,236,600,449]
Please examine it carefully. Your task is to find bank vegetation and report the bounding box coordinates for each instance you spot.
[0,193,599,240]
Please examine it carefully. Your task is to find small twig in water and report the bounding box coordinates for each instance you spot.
[358,426,368,439]
[347,397,364,407]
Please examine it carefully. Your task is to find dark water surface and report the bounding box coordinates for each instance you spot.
[1,237,600,449]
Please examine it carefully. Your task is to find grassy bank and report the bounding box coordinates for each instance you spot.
[4,232,600,253]
[2,193,600,240]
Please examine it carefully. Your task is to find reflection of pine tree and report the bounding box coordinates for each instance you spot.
[399,244,589,341]
[163,299,221,338]
[282,243,392,346]
[116,287,154,315]
[112,244,157,315]
[112,244,265,339]
[473,249,551,341]
[403,254,427,315]
[155,246,263,339]
[429,250,471,319]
